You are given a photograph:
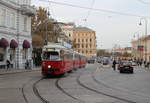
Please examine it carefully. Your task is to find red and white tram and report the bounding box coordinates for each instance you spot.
[41,43,86,76]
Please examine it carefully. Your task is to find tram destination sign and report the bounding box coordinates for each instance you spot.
[47,48,55,51]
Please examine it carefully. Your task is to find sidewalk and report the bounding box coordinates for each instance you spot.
[0,67,41,75]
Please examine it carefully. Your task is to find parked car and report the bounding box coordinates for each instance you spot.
[131,62,137,66]
[118,62,134,73]
[97,60,102,63]
[102,60,109,65]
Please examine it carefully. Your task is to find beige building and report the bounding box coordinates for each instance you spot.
[73,26,97,57]
[131,35,150,61]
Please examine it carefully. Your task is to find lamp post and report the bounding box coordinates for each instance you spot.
[133,32,140,60]
[139,18,148,62]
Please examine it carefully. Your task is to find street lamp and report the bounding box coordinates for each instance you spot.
[139,18,148,61]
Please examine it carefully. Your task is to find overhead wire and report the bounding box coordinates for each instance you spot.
[48,0,56,18]
[84,0,95,23]
[39,0,150,18]
[137,0,150,5]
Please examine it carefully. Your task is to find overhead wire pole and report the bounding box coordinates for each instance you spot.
[83,0,95,26]
[39,0,150,18]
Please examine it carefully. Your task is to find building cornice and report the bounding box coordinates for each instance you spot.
[0,30,31,38]
[0,30,17,36]
[0,0,36,16]
[0,0,20,10]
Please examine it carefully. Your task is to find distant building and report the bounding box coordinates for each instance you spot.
[0,0,36,69]
[131,35,150,61]
[73,26,97,57]
[57,22,75,45]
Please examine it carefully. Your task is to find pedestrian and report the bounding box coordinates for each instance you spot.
[112,60,117,71]
[146,62,150,69]
[144,61,146,67]
[6,59,10,69]
[25,60,29,69]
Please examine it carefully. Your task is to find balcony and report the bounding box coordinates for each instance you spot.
[20,5,36,16]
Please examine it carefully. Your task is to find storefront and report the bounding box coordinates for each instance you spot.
[9,39,18,68]
[22,40,31,66]
[0,38,9,69]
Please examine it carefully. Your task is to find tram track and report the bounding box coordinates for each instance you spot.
[22,82,30,103]
[21,78,49,103]
[55,77,85,103]
[21,78,51,103]
[33,78,50,103]
[76,73,137,103]
[91,70,150,101]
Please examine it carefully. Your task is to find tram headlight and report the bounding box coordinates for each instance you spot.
[48,65,51,68]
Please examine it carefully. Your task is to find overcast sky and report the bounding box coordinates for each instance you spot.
[32,0,150,49]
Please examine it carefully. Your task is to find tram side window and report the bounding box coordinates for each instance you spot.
[43,52,59,61]
[62,51,73,61]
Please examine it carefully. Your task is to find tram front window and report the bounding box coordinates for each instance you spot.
[43,52,59,61]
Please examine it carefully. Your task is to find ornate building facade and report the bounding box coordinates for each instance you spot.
[0,0,35,69]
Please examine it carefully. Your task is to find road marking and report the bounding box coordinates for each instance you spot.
[96,67,101,72]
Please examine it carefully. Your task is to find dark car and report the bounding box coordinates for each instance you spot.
[102,60,109,65]
[97,60,102,63]
[118,62,134,73]
[87,59,95,64]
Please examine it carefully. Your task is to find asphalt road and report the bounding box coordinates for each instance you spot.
[0,64,150,103]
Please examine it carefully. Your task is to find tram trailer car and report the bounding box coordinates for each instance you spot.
[41,44,86,76]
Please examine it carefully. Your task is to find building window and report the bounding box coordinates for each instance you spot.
[0,8,6,26]
[90,44,92,48]
[86,50,88,54]
[23,17,27,31]
[78,39,80,42]
[82,39,84,42]
[10,12,15,28]
[69,33,71,37]
[82,44,84,48]
[86,39,88,42]
[0,48,5,61]
[10,49,15,61]
[90,39,92,42]
[23,49,28,59]
[22,0,27,4]
[86,44,88,48]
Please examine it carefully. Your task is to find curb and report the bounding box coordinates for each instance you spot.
[0,68,41,75]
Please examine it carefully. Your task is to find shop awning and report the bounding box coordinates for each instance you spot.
[10,40,18,48]
[23,40,30,48]
[0,38,9,48]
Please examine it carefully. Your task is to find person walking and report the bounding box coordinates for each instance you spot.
[146,61,150,69]
[112,60,117,71]
[6,59,10,69]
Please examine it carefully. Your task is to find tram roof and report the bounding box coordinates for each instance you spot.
[43,43,66,49]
